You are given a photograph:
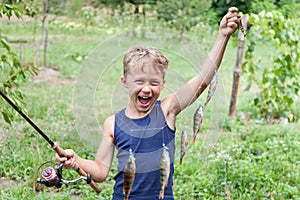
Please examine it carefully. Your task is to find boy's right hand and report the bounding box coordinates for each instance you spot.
[55,149,77,169]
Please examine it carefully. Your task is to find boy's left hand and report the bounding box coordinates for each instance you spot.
[219,7,239,36]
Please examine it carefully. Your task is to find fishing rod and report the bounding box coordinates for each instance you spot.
[0,90,102,193]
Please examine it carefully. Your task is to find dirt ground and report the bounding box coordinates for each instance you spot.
[31,68,74,87]
[0,177,17,188]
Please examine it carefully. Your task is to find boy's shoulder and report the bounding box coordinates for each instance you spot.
[102,114,115,140]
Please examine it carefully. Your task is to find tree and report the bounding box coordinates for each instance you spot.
[156,0,211,39]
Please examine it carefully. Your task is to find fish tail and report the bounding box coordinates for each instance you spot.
[192,136,197,143]
[159,190,165,199]
[184,141,188,147]
[179,159,183,165]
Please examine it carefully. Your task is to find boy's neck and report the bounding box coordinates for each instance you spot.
[125,103,155,119]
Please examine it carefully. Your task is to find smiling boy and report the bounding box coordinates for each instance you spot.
[56,7,240,199]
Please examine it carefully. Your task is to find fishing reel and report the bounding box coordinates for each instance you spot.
[36,161,92,188]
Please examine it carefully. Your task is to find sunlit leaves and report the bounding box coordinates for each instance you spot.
[243,11,300,121]
[0,2,23,19]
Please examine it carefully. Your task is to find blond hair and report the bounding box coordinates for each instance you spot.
[123,46,168,78]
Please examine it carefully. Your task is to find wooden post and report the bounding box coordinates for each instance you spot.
[229,16,248,120]
[43,28,48,67]
[41,0,48,67]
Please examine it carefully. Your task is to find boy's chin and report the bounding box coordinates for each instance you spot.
[136,101,153,111]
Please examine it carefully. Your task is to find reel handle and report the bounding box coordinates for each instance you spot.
[52,142,102,193]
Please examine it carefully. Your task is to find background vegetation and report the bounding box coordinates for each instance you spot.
[0,0,299,199]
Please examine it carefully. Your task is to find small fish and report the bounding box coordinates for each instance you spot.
[179,124,188,165]
[192,104,204,143]
[204,73,218,110]
[159,144,170,199]
[123,149,136,200]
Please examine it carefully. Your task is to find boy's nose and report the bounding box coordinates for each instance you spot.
[142,85,151,92]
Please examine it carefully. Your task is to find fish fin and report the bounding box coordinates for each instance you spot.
[184,141,188,147]
[165,166,170,186]
[192,137,196,143]
[179,159,182,165]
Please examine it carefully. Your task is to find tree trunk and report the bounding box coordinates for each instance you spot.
[229,16,248,120]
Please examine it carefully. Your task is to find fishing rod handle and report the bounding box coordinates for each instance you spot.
[52,142,102,193]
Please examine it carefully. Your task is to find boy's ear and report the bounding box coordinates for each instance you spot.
[121,76,128,88]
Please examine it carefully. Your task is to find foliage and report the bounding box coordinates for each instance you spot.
[212,0,299,18]
[156,0,212,38]
[243,11,300,121]
[0,0,40,17]
[43,0,69,15]
[0,1,37,124]
[126,0,157,5]
[0,1,23,18]
[95,0,125,9]
[80,6,98,27]
[174,123,300,199]
[211,0,252,17]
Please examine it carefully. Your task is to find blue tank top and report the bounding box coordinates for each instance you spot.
[113,101,175,200]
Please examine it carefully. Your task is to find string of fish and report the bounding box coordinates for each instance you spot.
[193,72,218,143]
[179,15,244,166]
[191,14,245,146]
[179,72,218,166]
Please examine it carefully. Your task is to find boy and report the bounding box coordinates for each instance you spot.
[56,7,240,199]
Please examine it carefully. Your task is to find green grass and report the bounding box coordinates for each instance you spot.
[1,15,299,200]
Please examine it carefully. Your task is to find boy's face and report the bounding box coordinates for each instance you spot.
[121,67,165,114]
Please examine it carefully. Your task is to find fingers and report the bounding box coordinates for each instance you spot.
[225,7,239,28]
[226,8,239,21]
[227,20,239,29]
[228,7,238,13]
[55,149,77,169]
[219,7,240,36]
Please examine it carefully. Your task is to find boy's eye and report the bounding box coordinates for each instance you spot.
[135,80,144,84]
[151,81,160,86]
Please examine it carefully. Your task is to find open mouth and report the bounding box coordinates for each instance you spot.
[138,96,152,106]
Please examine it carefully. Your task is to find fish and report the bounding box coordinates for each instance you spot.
[204,73,218,110]
[179,124,188,165]
[192,104,204,143]
[159,144,171,199]
[123,149,136,200]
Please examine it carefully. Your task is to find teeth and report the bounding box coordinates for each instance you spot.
[140,97,150,99]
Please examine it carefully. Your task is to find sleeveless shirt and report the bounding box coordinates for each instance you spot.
[113,101,175,200]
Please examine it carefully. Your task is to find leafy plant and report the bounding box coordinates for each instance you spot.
[243,11,300,121]
[0,1,23,19]
[0,1,37,124]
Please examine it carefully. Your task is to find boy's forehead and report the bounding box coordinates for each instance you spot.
[128,66,165,76]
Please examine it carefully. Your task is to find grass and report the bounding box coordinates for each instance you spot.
[0,15,299,199]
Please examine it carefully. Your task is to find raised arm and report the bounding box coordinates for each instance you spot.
[162,7,239,123]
